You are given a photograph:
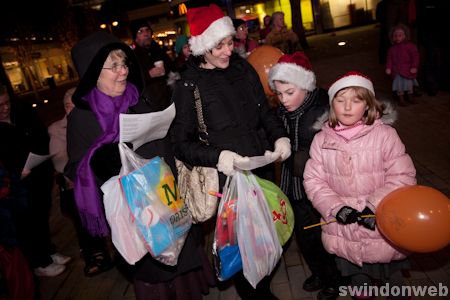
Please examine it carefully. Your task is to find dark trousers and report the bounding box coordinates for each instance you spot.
[233,271,276,299]
[291,198,340,285]
[57,177,108,258]
[17,165,55,268]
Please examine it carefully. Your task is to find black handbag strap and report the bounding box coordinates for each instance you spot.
[193,85,209,145]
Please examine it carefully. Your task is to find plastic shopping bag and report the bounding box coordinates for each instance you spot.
[213,176,242,280]
[255,176,294,246]
[118,143,192,266]
[101,175,147,265]
[236,171,283,288]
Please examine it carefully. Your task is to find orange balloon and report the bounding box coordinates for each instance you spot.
[377,185,450,253]
[247,45,283,97]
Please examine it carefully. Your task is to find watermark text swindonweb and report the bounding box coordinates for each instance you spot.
[339,283,448,297]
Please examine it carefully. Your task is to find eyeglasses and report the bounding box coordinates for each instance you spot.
[102,63,129,73]
[238,25,248,31]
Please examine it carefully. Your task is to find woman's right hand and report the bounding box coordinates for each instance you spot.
[217,150,247,176]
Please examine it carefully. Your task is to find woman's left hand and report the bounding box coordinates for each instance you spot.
[274,137,292,161]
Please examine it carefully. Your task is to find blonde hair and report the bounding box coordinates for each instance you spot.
[328,86,384,127]
[108,49,127,62]
[271,11,284,28]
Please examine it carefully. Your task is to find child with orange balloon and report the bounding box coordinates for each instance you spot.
[304,72,416,299]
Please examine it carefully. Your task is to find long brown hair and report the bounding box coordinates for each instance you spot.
[328,86,384,127]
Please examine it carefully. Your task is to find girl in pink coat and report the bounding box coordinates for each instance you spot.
[386,24,420,106]
[304,72,416,299]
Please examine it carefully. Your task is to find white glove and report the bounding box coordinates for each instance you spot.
[217,150,245,176]
[264,150,281,161]
[274,137,292,161]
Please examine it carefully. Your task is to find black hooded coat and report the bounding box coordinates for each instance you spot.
[65,31,203,283]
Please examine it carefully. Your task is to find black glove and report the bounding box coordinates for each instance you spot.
[336,206,361,224]
[358,207,376,231]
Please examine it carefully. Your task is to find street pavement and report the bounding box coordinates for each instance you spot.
[39,24,449,300]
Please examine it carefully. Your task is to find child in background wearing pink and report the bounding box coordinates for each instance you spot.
[386,24,420,106]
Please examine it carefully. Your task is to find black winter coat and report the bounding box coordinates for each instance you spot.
[171,54,287,177]
[133,43,173,112]
[278,88,329,201]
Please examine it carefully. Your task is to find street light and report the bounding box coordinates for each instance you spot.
[100,21,119,33]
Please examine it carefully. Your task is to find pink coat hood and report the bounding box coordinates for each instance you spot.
[304,109,416,266]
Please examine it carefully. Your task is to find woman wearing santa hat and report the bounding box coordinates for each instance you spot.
[268,52,341,300]
[171,3,290,299]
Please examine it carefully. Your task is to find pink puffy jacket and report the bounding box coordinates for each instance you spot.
[304,119,416,266]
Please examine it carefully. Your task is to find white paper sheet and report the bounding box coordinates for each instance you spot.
[119,103,176,149]
[233,152,281,171]
[23,152,53,170]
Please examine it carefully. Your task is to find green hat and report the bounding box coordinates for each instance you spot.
[175,35,188,55]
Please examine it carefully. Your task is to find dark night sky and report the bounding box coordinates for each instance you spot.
[1,0,67,36]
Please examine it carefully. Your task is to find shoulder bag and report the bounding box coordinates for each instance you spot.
[175,85,219,223]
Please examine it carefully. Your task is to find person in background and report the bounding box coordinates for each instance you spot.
[0,161,36,300]
[0,83,70,277]
[268,52,341,300]
[265,11,301,54]
[48,87,112,277]
[131,19,173,111]
[304,72,416,300]
[385,24,420,106]
[66,31,214,299]
[259,15,272,44]
[173,34,191,72]
[232,18,258,58]
[415,0,449,96]
[171,4,290,299]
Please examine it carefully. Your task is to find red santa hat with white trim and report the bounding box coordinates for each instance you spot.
[268,52,316,92]
[328,71,375,103]
[187,4,235,56]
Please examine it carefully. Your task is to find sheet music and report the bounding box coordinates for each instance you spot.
[119,103,175,149]
[234,152,281,170]
[23,152,53,170]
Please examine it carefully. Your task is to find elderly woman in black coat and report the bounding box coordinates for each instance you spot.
[65,31,214,299]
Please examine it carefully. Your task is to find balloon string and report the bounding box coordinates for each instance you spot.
[303,214,376,230]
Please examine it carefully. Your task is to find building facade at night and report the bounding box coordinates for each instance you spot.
[0,0,380,95]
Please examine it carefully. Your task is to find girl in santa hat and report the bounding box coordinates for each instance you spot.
[303,72,416,299]
[268,51,342,300]
[171,3,290,299]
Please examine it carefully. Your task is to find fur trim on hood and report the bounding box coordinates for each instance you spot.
[312,99,397,131]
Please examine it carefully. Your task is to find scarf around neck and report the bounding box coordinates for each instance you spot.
[74,82,139,236]
[279,88,317,201]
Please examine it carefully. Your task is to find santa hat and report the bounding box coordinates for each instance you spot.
[187,4,235,56]
[268,52,316,92]
[328,71,375,103]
